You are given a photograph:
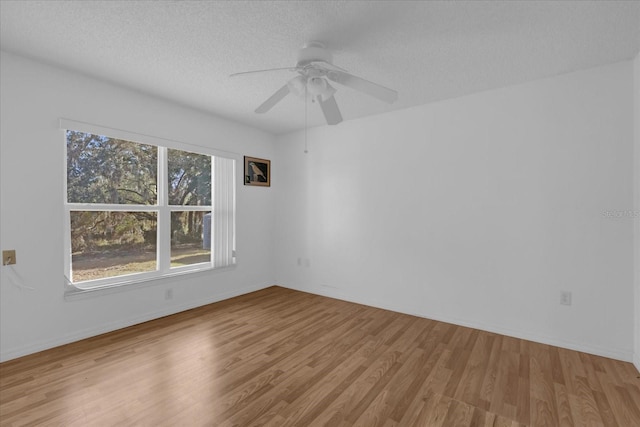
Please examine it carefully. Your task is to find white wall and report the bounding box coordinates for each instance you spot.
[634,53,640,371]
[0,51,276,362]
[2,50,635,366]
[275,61,635,361]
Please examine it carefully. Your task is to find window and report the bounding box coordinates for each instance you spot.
[62,121,236,291]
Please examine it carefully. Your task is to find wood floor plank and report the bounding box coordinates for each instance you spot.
[516,352,531,425]
[1,286,639,426]
[477,333,504,411]
[553,382,575,427]
[591,389,618,427]
[352,348,422,426]
[393,348,447,426]
[530,344,561,426]
[419,393,452,427]
[453,331,494,407]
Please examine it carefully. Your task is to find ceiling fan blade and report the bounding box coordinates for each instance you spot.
[327,70,398,104]
[230,67,296,78]
[318,95,343,125]
[255,84,290,113]
[307,60,349,73]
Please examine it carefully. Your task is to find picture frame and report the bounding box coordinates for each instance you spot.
[244,156,271,187]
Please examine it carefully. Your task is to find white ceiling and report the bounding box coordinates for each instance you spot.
[1,1,639,135]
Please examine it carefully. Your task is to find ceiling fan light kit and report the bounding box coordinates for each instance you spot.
[287,75,307,97]
[231,41,398,126]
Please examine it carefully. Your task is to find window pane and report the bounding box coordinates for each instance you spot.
[168,149,211,206]
[171,211,211,267]
[70,211,157,282]
[67,131,157,204]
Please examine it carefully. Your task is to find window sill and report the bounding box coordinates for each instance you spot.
[64,264,236,301]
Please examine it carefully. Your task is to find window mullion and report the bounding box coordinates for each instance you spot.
[157,147,171,273]
[66,203,153,212]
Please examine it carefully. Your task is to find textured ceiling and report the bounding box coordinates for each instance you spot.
[1,1,639,135]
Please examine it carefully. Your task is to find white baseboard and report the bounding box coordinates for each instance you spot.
[279,283,634,363]
[634,352,640,373]
[0,282,270,363]
[5,282,633,365]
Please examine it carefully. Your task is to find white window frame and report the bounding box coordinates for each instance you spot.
[61,119,237,296]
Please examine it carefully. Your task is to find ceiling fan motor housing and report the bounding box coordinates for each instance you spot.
[297,41,333,67]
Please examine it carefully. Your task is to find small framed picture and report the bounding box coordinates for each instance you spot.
[244,156,270,187]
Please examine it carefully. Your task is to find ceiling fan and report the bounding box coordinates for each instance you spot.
[230,42,398,125]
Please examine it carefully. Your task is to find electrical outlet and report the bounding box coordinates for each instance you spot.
[165,289,173,300]
[2,250,16,266]
[560,291,572,306]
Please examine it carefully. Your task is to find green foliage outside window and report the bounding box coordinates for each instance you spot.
[67,131,211,254]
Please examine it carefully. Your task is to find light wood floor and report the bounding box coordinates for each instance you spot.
[1,286,639,426]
